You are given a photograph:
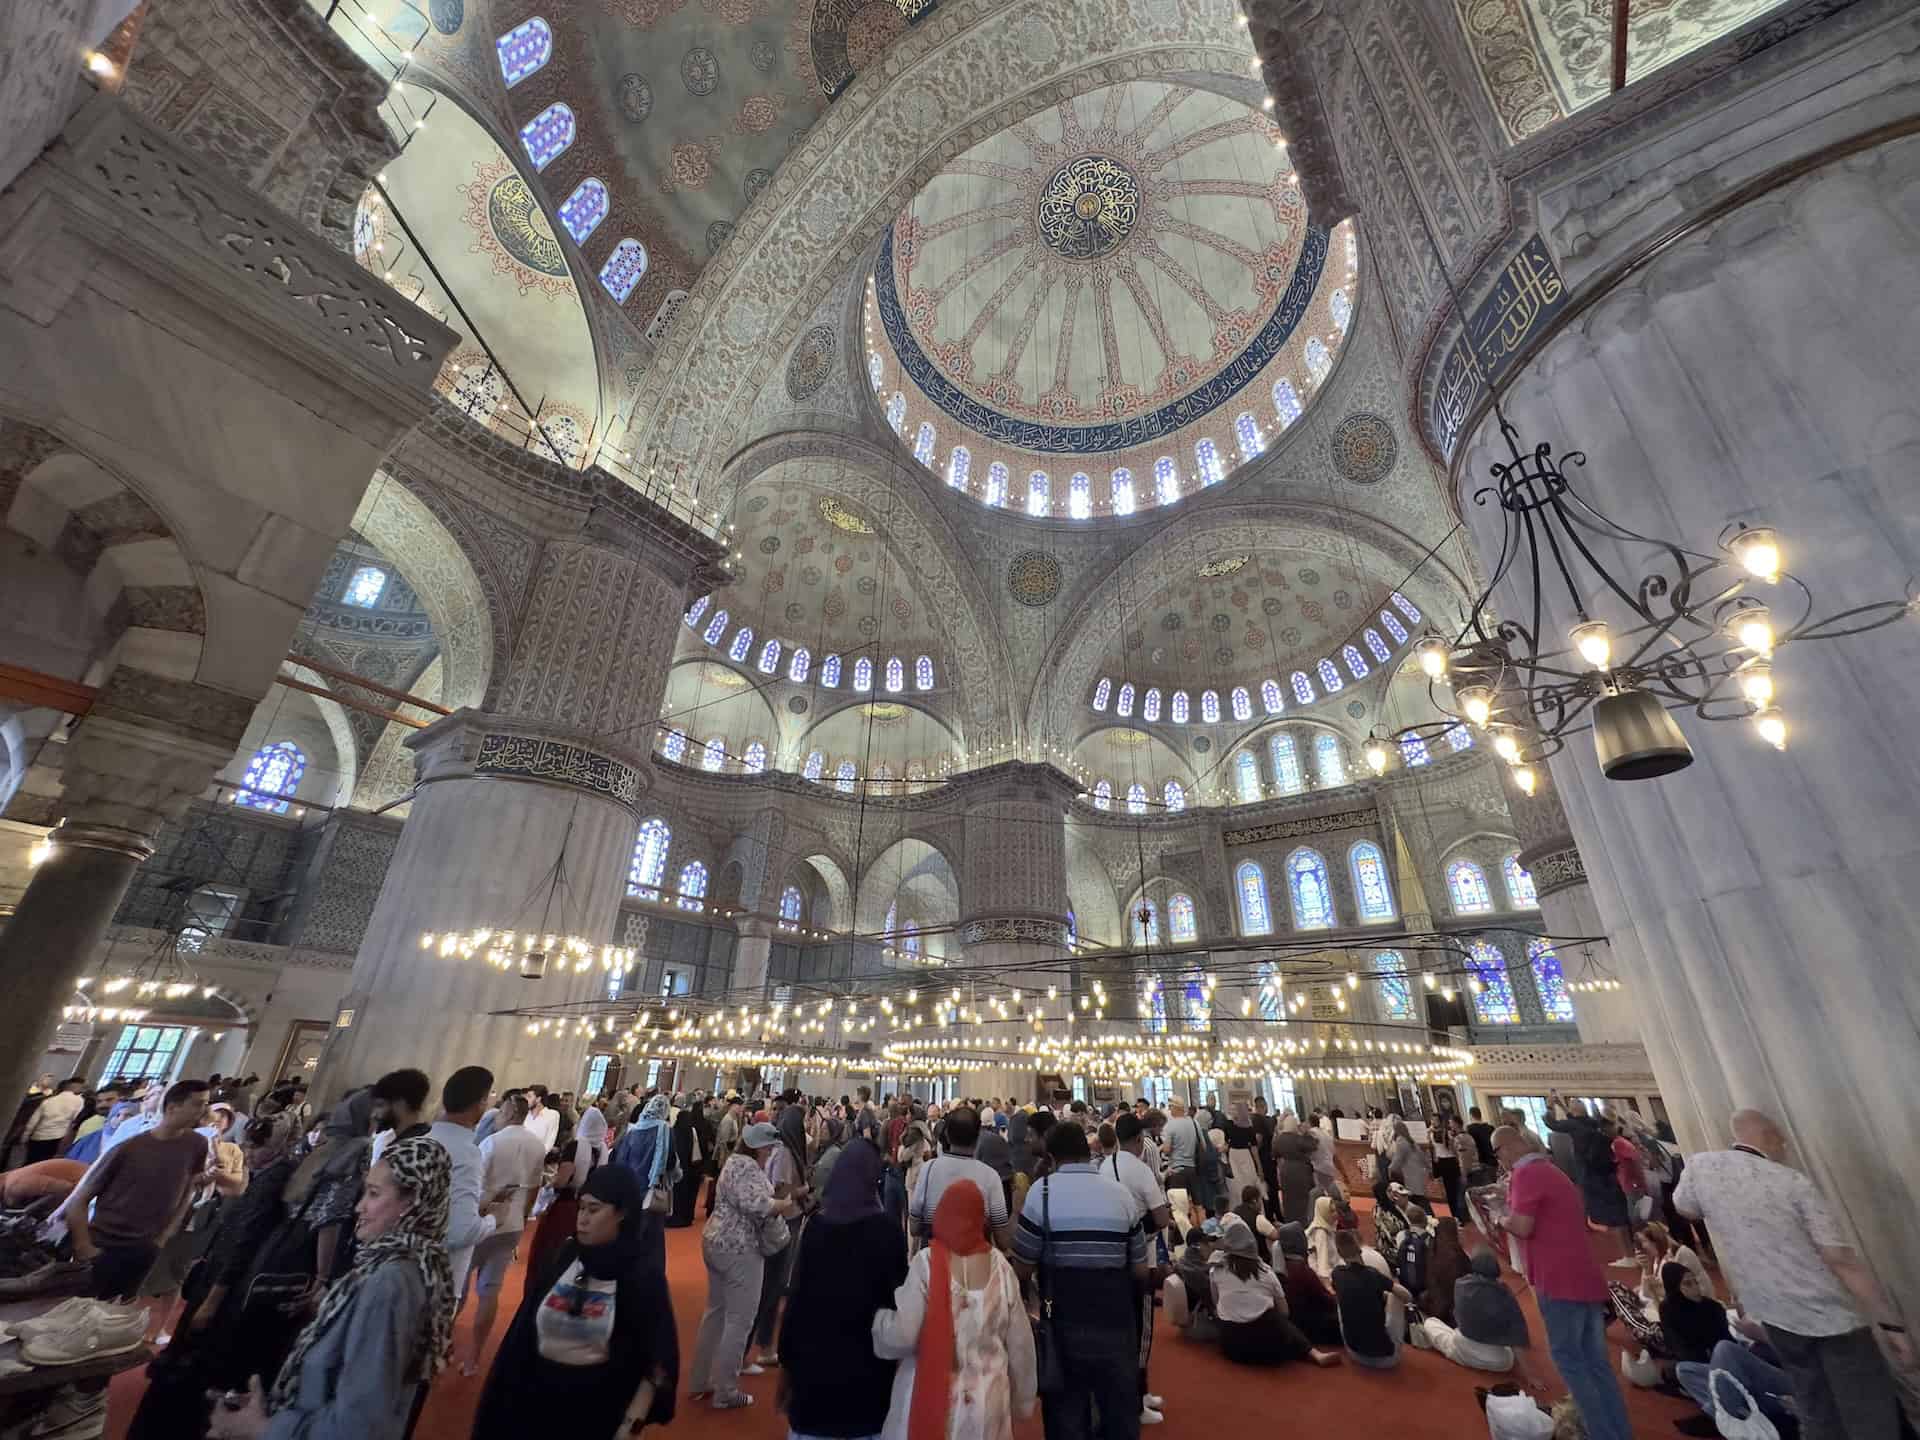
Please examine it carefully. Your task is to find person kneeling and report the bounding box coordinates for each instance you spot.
[1420,1248,1527,1373]
[1209,1218,1340,1368]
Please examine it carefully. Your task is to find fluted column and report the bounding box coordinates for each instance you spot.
[1454,137,1920,1317]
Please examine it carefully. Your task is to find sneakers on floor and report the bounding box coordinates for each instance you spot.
[1139,1407,1165,1426]
[712,1391,754,1410]
[28,1387,107,1438]
[738,1363,766,1376]
[1144,1394,1164,1410]
[19,1305,149,1365]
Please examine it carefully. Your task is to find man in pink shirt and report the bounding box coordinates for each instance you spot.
[1492,1125,1631,1440]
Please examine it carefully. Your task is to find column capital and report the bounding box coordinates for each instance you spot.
[54,713,237,841]
[407,708,651,813]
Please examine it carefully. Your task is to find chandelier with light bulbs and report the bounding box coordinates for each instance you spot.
[1368,416,1915,784]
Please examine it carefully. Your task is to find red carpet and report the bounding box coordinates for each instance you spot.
[107,1208,1696,1439]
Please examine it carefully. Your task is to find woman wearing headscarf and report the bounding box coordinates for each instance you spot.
[1274,1222,1342,1349]
[1421,1216,1470,1326]
[668,1101,703,1228]
[1417,1247,1527,1372]
[208,1134,455,1440]
[750,1102,813,1365]
[284,1087,377,1287]
[472,1165,677,1440]
[690,1121,794,1409]
[1270,1113,1317,1226]
[1386,1119,1431,1208]
[526,1102,610,1285]
[1306,1194,1340,1281]
[1657,1260,1729,1366]
[809,1115,846,1198]
[779,1140,907,1439]
[1220,1101,1266,1211]
[874,1181,1035,1440]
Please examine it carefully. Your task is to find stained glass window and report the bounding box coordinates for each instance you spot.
[1365,628,1391,663]
[684,595,710,628]
[742,741,766,774]
[1142,688,1161,722]
[1236,751,1261,803]
[1236,413,1264,459]
[1144,987,1168,1034]
[757,639,780,674]
[1195,438,1225,486]
[1183,977,1210,1031]
[902,920,920,955]
[728,627,754,663]
[885,657,904,693]
[1446,723,1474,752]
[496,17,552,86]
[519,103,575,171]
[1237,862,1272,936]
[821,654,841,688]
[1273,379,1303,427]
[984,463,1008,507]
[1027,471,1050,515]
[1380,609,1409,644]
[779,885,802,928]
[789,647,811,683]
[1201,690,1220,723]
[701,610,728,646]
[1342,644,1369,680]
[559,178,609,245]
[1270,732,1303,793]
[1315,732,1344,786]
[1468,941,1520,1023]
[1504,854,1539,908]
[1154,457,1179,505]
[598,238,648,303]
[1163,779,1186,813]
[1116,683,1135,718]
[1373,950,1415,1020]
[1447,859,1494,914]
[676,860,708,911]
[1529,938,1575,1021]
[1316,659,1344,693]
[1261,679,1284,715]
[803,751,824,782]
[1287,848,1333,929]
[1292,671,1314,704]
[661,729,687,763]
[948,446,970,490]
[1126,782,1147,816]
[1171,691,1189,724]
[1170,894,1197,942]
[853,657,873,692]
[1093,779,1112,811]
[343,566,386,608]
[1132,900,1159,946]
[916,655,933,691]
[1400,734,1430,767]
[1231,687,1252,721]
[835,761,856,793]
[1351,841,1394,922]
[1258,963,1282,1021]
[913,422,936,467]
[1110,469,1134,516]
[1304,337,1331,384]
[1092,678,1111,712]
[236,742,304,813]
[1330,287,1352,334]
[885,392,906,434]
[701,736,725,771]
[1069,472,1091,519]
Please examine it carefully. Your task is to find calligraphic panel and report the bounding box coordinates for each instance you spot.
[1223,807,1376,849]
[1428,234,1568,459]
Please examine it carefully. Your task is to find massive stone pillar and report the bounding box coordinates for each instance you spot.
[1455,133,1920,1317]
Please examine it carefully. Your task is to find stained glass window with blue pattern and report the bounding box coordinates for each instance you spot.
[1231,687,1252,721]
[803,751,824,782]
[728,626,754,663]
[496,17,552,86]
[1305,337,1331,384]
[599,239,647,303]
[1236,751,1260,803]
[757,639,780,674]
[1127,783,1147,816]
[558,178,608,245]
[885,657,904,693]
[343,566,386,608]
[1529,938,1575,1021]
[1392,591,1422,623]
[1446,723,1473,752]
[821,654,841,688]
[1400,734,1430,767]
[1195,438,1225,486]
[1201,689,1219,723]
[676,860,708,910]
[1270,732,1302,793]
[1142,688,1161,722]
[1365,628,1391,662]
[1468,941,1520,1023]
[913,422,936,467]
[1237,862,1272,936]
[789,647,811,683]
[1343,644,1369,680]
[1316,658,1344,693]
[916,655,933,691]
[742,741,766,774]
[1287,848,1333,929]
[519,103,575,171]
[1116,683,1135,718]
[1447,859,1493,914]
[1093,779,1112,811]
[853,657,873,692]
[1027,471,1049,515]
[1163,779,1186,813]
[1092,678,1110,712]
[984,463,1008,507]
[1504,854,1538,908]
[1169,894,1197,942]
[1171,691,1189,723]
[1380,609,1409,644]
[948,446,970,490]
[1315,732,1344,786]
[1351,841,1395,921]
[1236,413,1264,459]
[1273,379,1303,427]
[628,817,670,898]
[1111,469,1134,515]
[237,742,304,813]
[661,730,687,764]
[1373,951,1416,1020]
[1292,671,1314,704]
[1261,679,1284,715]
[836,761,856,793]
[1154,457,1179,504]
[1069,472,1091,519]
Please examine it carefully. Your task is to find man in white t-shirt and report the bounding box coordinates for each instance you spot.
[908,1105,1010,1249]
[23,1077,86,1163]
[460,1093,550,1374]
[525,1085,560,1152]
[1106,1112,1172,1426]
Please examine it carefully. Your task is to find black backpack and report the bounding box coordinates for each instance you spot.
[1396,1228,1431,1292]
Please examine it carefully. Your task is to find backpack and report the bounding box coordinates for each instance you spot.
[1396,1227,1431,1292]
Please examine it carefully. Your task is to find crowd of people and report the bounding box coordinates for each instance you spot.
[0,1065,1909,1440]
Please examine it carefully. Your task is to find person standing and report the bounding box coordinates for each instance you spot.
[1490,1124,1633,1440]
[1105,1113,1172,1426]
[1464,1106,1497,1185]
[1270,1114,1317,1226]
[1432,1112,1468,1225]
[425,1064,496,1301]
[23,1076,85,1163]
[1672,1108,1909,1440]
[689,1121,793,1409]
[461,1093,547,1375]
[705,1094,742,1217]
[60,1079,211,1299]
[908,1105,1011,1251]
[524,1086,560,1152]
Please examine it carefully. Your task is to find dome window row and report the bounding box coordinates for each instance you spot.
[684,599,938,692]
[1088,623,1414,721]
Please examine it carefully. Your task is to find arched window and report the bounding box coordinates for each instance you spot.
[915,655,934,691]
[1092,678,1111,712]
[1068,472,1092,520]
[868,352,884,391]
[702,609,729,646]
[1261,679,1284,715]
[821,654,841,688]
[835,761,857,793]
[1132,900,1159,946]
[628,818,670,898]
[519,103,575,171]
[1330,287,1352,334]
[1342,644,1369,680]
[676,861,708,911]
[789,647,811,683]
[1183,975,1210,1031]
[1154,457,1179,505]
[1504,854,1539,908]
[1447,859,1494,914]
[1364,628,1391,662]
[728,627,754,663]
[1169,894,1197,942]
[1316,658,1344,693]
[1399,734,1430,767]
[1027,470,1050,516]
[1286,848,1333,929]
[912,422,936,467]
[1230,687,1252,721]
[742,741,767,774]
[1350,841,1395,922]
[853,657,873,692]
[871,763,896,796]
[1163,779,1186,813]
[948,446,971,490]
[1236,413,1264,459]
[1144,985,1168,1034]
[496,17,552,85]
[1236,751,1261,803]
[1126,782,1148,816]
[1379,609,1409,644]
[237,741,305,813]
[1291,671,1314,704]
[701,736,726,771]
[684,595,710,628]
[1195,438,1225,486]
[1304,337,1331,384]
[1270,732,1303,793]
[906,761,927,791]
[885,392,906,433]
[1314,732,1344,786]
[1373,950,1416,1020]
[1093,779,1112,811]
[779,885,803,929]
[600,239,648,302]
[558,178,609,245]
[884,657,905,693]
[1273,379,1303,426]
[1201,690,1220,723]
[802,751,824,782]
[1236,862,1272,936]
[1142,688,1161,722]
[1256,963,1282,1021]
[1467,941,1520,1023]
[901,920,920,956]
[661,729,688,764]
[1110,469,1135,515]
[1392,591,1422,623]
[1116,683,1135,719]
[344,565,387,607]
[1171,691,1189,724]
[984,463,1008,507]
[1445,723,1474,752]
[757,638,781,674]
[1529,938,1575,1021]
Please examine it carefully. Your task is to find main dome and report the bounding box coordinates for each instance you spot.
[864,80,1357,519]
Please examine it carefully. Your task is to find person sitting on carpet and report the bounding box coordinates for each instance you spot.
[1332,1228,1410,1369]
[1418,1247,1527,1372]
[1275,1221,1343,1349]
[1207,1216,1340,1368]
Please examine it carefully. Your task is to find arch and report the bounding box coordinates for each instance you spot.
[798,852,852,931]
[1235,861,1272,937]
[855,836,959,938]
[1285,848,1333,929]
[1349,840,1395,922]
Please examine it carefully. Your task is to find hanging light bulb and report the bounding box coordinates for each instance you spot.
[1364,738,1389,775]
[1492,728,1522,764]
[1738,660,1774,707]
[1731,526,1781,582]
[1569,620,1612,671]
[1753,706,1788,750]
[27,835,53,868]
[1456,685,1494,728]
[1512,765,1538,796]
[1414,637,1449,679]
[1731,605,1775,656]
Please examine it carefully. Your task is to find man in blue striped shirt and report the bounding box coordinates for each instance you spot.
[1013,1123,1149,1440]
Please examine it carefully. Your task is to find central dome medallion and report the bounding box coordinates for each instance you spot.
[1036,155,1141,261]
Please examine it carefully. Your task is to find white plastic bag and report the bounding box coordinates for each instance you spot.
[1484,1391,1556,1440]
[1710,1367,1781,1440]
[1620,1346,1661,1387]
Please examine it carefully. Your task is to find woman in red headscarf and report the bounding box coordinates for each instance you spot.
[873,1181,1035,1440]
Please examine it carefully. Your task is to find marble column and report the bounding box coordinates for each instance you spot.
[731,919,775,1000]
[1455,136,1920,1316]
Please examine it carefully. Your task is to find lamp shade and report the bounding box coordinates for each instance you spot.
[1592,689,1693,780]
